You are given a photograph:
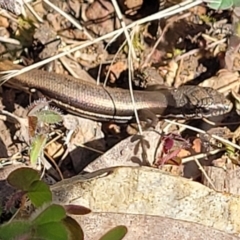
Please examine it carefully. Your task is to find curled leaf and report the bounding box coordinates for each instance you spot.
[30,134,48,165]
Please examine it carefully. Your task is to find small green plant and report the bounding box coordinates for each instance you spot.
[0,168,127,239]
[206,0,240,10]
[27,99,63,165]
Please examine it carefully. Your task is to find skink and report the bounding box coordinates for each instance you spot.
[0,61,233,122]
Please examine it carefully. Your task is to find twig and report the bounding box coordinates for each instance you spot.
[164,119,240,151]
[43,0,93,40]
[194,157,218,191]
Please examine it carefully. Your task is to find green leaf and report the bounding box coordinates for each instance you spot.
[234,0,240,6]
[63,216,84,240]
[0,205,71,240]
[7,168,40,191]
[0,221,31,240]
[30,134,48,165]
[33,204,66,225]
[35,110,63,124]
[34,222,68,240]
[27,180,52,207]
[207,0,232,9]
[31,204,68,240]
[99,225,128,240]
